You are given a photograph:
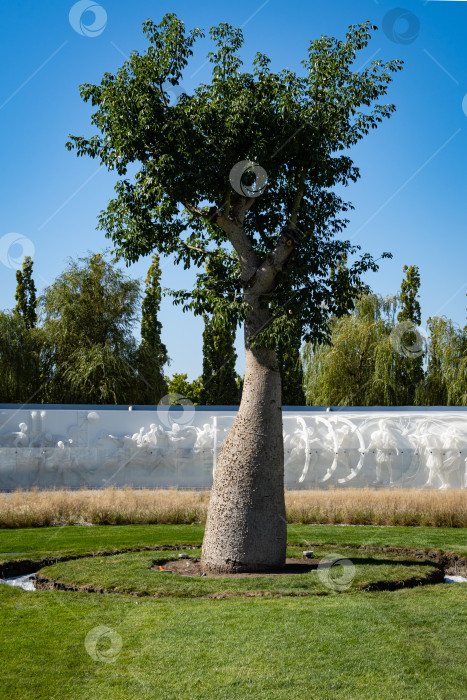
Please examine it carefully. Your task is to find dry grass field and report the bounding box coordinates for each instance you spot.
[0,486,466,528]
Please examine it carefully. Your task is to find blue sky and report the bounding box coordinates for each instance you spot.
[1,0,466,379]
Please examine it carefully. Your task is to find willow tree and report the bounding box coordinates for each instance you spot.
[303,294,400,406]
[40,253,140,404]
[67,14,401,572]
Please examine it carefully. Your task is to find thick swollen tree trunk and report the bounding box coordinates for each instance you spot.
[201,295,287,573]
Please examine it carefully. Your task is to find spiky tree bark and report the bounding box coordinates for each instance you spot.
[67,14,401,572]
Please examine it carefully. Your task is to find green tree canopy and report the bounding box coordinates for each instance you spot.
[167,372,202,404]
[14,256,37,330]
[303,293,400,406]
[40,253,140,404]
[394,265,424,404]
[67,14,398,343]
[418,316,466,406]
[276,320,306,406]
[0,312,42,403]
[136,254,168,403]
[200,315,239,405]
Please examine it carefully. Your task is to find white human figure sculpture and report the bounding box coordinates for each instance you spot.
[324,424,355,482]
[194,423,214,455]
[368,420,399,486]
[283,419,321,485]
[416,430,445,489]
[284,427,305,469]
[167,422,198,448]
[0,422,30,447]
[439,425,464,489]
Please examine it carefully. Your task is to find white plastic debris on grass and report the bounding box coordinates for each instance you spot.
[0,574,36,591]
[444,575,467,584]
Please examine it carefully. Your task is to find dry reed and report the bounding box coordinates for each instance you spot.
[0,487,466,528]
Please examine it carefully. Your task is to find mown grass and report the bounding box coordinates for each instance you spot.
[1,583,466,699]
[1,524,467,567]
[38,547,441,598]
[1,487,466,528]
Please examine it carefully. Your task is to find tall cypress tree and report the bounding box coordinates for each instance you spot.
[394,265,424,404]
[276,323,306,406]
[137,254,168,403]
[15,256,37,329]
[200,315,239,405]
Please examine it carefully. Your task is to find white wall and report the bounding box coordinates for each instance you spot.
[0,406,466,490]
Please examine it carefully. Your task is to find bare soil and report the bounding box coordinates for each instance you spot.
[154,557,318,578]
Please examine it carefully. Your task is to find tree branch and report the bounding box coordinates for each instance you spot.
[289,166,308,229]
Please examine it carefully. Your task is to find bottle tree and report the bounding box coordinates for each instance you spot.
[15,256,37,329]
[137,254,169,403]
[200,315,239,405]
[67,15,401,572]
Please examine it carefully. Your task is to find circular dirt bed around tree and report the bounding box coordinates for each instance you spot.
[155,558,319,578]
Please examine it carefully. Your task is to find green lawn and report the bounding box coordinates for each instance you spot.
[1,523,467,565]
[1,583,466,699]
[38,546,441,598]
[1,524,466,699]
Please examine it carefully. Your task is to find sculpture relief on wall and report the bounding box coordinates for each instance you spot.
[0,408,465,490]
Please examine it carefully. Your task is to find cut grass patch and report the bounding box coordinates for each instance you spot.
[36,547,443,598]
[0,583,466,699]
[1,524,467,568]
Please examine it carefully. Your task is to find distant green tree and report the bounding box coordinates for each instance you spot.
[136,254,168,403]
[40,253,140,404]
[416,316,466,406]
[303,294,400,406]
[167,373,202,404]
[200,315,239,405]
[0,312,42,402]
[276,322,306,405]
[394,265,424,404]
[14,256,37,329]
